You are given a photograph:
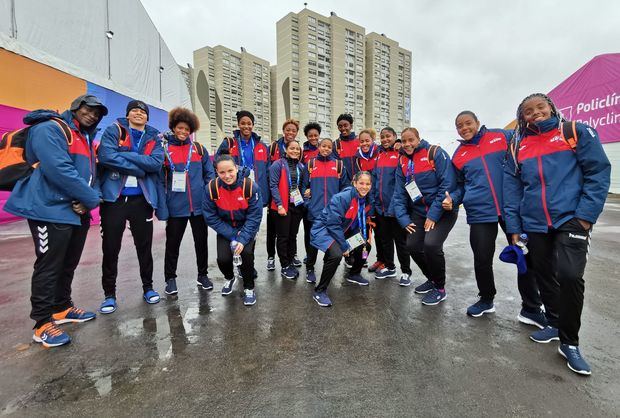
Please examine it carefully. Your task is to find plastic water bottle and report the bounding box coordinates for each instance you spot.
[516,233,529,255]
[231,241,242,266]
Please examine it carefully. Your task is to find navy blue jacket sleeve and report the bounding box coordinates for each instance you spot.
[427,148,455,222]
[202,148,216,183]
[325,194,351,252]
[120,138,164,173]
[29,122,100,210]
[155,168,169,221]
[449,146,465,207]
[269,161,284,207]
[392,165,414,228]
[573,124,611,224]
[503,143,524,234]
[201,186,238,241]
[237,183,263,245]
[97,125,146,177]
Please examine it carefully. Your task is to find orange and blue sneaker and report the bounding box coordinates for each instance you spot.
[51,307,96,324]
[32,322,71,348]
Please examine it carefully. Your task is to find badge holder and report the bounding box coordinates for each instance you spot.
[172,171,186,192]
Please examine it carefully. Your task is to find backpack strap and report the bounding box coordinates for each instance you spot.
[428,144,440,170]
[269,142,279,159]
[334,139,342,154]
[242,177,254,200]
[50,118,72,145]
[193,141,204,156]
[207,179,220,201]
[336,159,343,177]
[561,121,578,152]
[307,157,316,173]
[115,122,129,147]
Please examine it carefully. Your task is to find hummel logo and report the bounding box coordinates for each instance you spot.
[421,157,428,162]
[519,145,526,151]
[568,233,587,240]
[389,155,398,159]
[238,197,244,201]
[331,167,337,171]
[549,135,562,143]
[490,138,501,144]
[461,151,468,156]
[257,149,264,153]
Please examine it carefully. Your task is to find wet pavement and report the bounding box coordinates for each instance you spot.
[0,199,619,416]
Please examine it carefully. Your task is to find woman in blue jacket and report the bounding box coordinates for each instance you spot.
[97,100,164,313]
[310,171,373,307]
[446,111,543,321]
[156,108,215,296]
[392,128,458,306]
[269,140,307,280]
[202,155,263,306]
[302,137,348,283]
[503,93,611,375]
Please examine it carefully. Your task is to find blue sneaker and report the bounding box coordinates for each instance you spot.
[33,322,71,348]
[165,279,178,295]
[266,257,276,271]
[399,273,412,287]
[313,291,332,307]
[281,265,297,280]
[52,307,96,324]
[414,280,434,294]
[292,255,303,267]
[346,274,369,286]
[197,275,214,290]
[375,267,397,279]
[99,297,117,314]
[243,289,256,306]
[422,288,447,305]
[222,278,235,296]
[558,344,592,376]
[518,309,548,329]
[143,289,160,304]
[466,299,495,317]
[306,269,317,284]
[530,326,559,343]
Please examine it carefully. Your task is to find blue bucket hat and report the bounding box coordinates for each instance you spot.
[499,245,527,275]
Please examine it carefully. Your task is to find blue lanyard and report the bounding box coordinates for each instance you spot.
[406,159,414,183]
[164,139,194,172]
[358,198,367,240]
[287,163,300,189]
[131,129,145,151]
[238,137,255,169]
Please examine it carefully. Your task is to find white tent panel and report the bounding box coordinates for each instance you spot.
[0,0,12,36]
[160,44,191,107]
[12,0,108,78]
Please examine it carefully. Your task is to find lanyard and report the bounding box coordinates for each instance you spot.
[164,139,194,172]
[287,163,300,189]
[132,129,146,151]
[357,198,367,240]
[406,159,414,183]
[238,136,255,169]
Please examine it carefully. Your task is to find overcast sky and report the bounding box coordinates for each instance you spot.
[142,0,619,146]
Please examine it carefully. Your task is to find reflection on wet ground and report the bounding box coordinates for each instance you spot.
[1,201,619,415]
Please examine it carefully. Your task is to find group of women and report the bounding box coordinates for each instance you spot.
[101,93,609,376]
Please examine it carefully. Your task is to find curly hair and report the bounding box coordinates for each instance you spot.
[282,118,300,132]
[169,107,200,133]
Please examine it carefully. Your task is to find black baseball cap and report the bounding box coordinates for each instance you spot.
[70,94,109,116]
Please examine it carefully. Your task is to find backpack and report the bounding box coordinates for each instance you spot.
[0,116,71,191]
[509,121,577,173]
[398,144,440,175]
[307,157,344,176]
[207,177,253,201]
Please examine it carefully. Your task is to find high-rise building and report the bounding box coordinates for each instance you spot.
[192,45,271,150]
[365,32,412,133]
[275,10,366,139]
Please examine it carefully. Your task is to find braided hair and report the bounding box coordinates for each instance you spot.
[514,93,564,140]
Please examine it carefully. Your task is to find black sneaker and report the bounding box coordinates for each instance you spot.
[197,275,213,290]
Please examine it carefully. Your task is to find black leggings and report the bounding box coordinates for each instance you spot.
[315,241,371,293]
[375,214,411,274]
[216,235,256,290]
[407,211,458,289]
[272,205,303,267]
[164,215,208,280]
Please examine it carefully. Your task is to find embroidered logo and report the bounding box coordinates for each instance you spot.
[568,233,587,240]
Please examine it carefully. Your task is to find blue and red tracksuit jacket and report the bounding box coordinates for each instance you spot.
[215,130,270,207]
[98,118,163,208]
[353,145,378,176]
[334,132,359,180]
[303,155,349,222]
[201,176,263,246]
[5,110,101,225]
[310,186,372,253]
[302,141,319,164]
[392,139,458,228]
[450,126,511,224]
[372,146,401,216]
[503,116,611,234]
[155,132,215,220]
[269,158,308,212]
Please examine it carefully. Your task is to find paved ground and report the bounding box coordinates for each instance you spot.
[0,198,619,417]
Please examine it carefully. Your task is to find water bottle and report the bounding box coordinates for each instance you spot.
[516,233,529,255]
[231,241,242,266]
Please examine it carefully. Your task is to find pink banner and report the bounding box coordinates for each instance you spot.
[548,53,620,144]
